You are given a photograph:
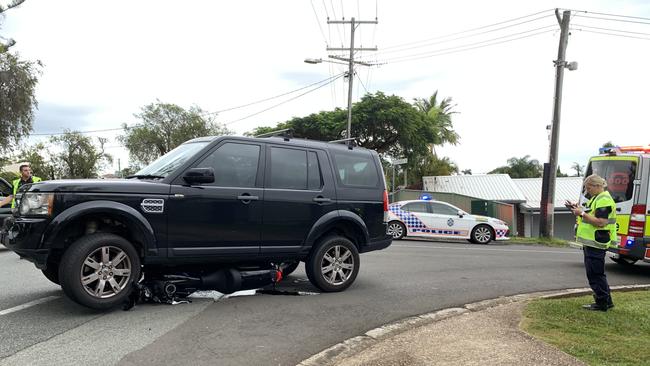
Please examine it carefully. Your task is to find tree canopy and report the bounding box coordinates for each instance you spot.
[49,131,112,179]
[489,155,542,178]
[119,101,232,167]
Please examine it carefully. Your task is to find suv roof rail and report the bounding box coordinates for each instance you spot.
[328,137,356,149]
[254,128,293,141]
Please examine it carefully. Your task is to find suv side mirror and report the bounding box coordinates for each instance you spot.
[183,168,215,185]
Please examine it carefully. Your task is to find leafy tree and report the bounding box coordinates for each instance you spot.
[489,155,542,178]
[15,143,54,179]
[413,90,459,156]
[571,162,584,177]
[556,167,568,178]
[406,154,458,189]
[602,141,615,148]
[49,131,112,179]
[0,52,41,153]
[120,101,232,166]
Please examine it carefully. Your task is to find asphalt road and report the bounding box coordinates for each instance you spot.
[1,240,649,366]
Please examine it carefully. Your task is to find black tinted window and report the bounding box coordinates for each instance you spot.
[586,160,636,203]
[402,202,429,213]
[270,147,307,190]
[333,151,379,187]
[308,152,322,190]
[430,202,458,216]
[197,143,260,187]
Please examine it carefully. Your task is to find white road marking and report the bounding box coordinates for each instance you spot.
[0,296,60,316]
[392,244,580,255]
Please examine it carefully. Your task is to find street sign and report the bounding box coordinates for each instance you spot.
[392,158,408,165]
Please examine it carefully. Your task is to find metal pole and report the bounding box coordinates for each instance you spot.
[403,167,407,188]
[346,17,355,145]
[392,164,395,194]
[540,9,571,238]
[118,158,121,178]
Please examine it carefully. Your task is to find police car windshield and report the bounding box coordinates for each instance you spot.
[134,142,209,179]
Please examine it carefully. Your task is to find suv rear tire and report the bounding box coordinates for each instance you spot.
[59,233,141,310]
[306,236,360,292]
[41,263,60,285]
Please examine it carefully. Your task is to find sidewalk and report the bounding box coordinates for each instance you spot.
[299,285,650,366]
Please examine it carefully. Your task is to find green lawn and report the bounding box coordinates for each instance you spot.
[505,236,570,247]
[521,291,650,366]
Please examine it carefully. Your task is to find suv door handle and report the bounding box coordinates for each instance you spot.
[237,194,259,203]
[313,196,332,203]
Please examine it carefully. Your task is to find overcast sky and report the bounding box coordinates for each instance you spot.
[2,0,649,175]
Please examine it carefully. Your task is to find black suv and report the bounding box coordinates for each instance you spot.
[1,136,392,309]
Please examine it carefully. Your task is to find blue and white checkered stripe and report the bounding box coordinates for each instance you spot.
[389,204,426,231]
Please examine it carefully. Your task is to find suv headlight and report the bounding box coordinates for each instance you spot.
[19,193,54,216]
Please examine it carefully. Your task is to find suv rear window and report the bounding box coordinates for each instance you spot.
[333,151,379,188]
[586,159,636,202]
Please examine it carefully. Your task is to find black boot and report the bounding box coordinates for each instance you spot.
[582,303,608,311]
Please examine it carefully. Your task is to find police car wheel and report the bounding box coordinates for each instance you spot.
[471,225,493,244]
[59,233,141,310]
[387,221,406,240]
[306,235,359,292]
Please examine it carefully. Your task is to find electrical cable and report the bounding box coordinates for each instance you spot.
[381,25,557,63]
[382,29,555,64]
[569,9,650,22]
[367,14,555,59]
[379,9,554,51]
[572,24,650,36]
[573,14,650,26]
[356,72,369,94]
[224,73,345,125]
[572,28,650,41]
[310,0,328,45]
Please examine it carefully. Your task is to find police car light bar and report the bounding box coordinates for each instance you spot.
[599,145,650,155]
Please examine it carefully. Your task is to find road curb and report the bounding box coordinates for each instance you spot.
[296,284,650,366]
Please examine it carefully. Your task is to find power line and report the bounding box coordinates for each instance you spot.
[310,0,328,45]
[368,14,555,59]
[381,25,557,63]
[573,14,650,26]
[572,28,650,41]
[203,73,345,116]
[356,71,369,94]
[572,24,650,36]
[329,0,344,45]
[225,72,345,126]
[31,126,135,136]
[569,9,650,22]
[379,9,554,51]
[383,29,555,64]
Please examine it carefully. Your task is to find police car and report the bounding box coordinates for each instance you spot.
[386,199,510,244]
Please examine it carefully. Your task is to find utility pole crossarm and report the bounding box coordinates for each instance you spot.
[326,47,378,51]
[328,55,375,66]
[327,20,378,24]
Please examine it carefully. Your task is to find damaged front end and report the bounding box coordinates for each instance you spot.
[124,265,284,310]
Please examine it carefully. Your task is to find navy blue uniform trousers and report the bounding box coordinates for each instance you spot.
[583,246,612,304]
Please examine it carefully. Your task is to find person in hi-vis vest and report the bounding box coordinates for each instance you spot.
[569,174,617,311]
[0,164,42,208]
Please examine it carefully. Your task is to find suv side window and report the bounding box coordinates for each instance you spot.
[402,202,430,213]
[429,202,458,216]
[270,147,307,190]
[197,142,260,187]
[307,151,323,190]
[332,151,379,187]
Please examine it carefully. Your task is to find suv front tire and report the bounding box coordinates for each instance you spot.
[59,233,141,310]
[306,235,360,292]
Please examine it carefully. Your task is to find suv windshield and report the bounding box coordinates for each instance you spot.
[134,142,209,178]
[586,158,637,203]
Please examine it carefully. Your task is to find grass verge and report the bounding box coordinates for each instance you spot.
[521,291,650,366]
[505,236,570,247]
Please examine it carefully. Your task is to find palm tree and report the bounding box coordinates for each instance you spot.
[571,162,584,177]
[414,91,459,156]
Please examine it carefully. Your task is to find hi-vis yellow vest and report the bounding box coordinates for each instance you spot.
[576,191,617,250]
[11,176,42,208]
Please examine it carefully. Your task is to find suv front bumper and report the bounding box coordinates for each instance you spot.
[1,216,51,268]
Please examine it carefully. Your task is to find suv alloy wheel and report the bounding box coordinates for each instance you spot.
[59,233,141,309]
[306,235,360,292]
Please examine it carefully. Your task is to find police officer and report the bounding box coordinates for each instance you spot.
[570,174,617,311]
[0,164,42,208]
